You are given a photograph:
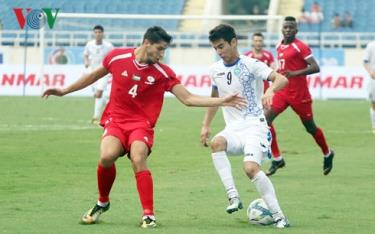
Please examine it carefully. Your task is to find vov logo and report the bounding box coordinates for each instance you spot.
[13,8,59,29]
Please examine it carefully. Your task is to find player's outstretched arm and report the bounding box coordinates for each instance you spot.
[42,66,108,98]
[200,87,220,147]
[171,84,246,109]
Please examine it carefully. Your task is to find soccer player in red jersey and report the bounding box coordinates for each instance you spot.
[42,26,246,228]
[265,16,334,176]
[244,32,281,168]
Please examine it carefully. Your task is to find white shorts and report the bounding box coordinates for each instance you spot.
[91,75,112,99]
[212,117,272,165]
[368,79,375,102]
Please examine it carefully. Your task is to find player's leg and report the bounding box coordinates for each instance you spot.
[211,133,242,213]
[128,128,156,228]
[264,93,288,176]
[92,77,108,124]
[292,101,334,175]
[243,137,289,228]
[81,135,124,224]
[369,82,375,133]
[370,101,375,133]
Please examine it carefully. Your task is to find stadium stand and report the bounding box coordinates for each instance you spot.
[299,0,375,32]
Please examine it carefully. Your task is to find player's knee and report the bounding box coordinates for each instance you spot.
[130,153,148,172]
[243,161,260,179]
[210,137,226,152]
[100,149,119,167]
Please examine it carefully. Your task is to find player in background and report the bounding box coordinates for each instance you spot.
[84,25,114,124]
[43,26,246,228]
[363,41,375,134]
[200,24,290,228]
[265,16,334,176]
[244,32,283,171]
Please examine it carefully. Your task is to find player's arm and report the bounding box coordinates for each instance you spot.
[171,84,246,108]
[200,87,220,147]
[284,56,320,78]
[42,66,108,98]
[364,62,375,79]
[263,71,288,108]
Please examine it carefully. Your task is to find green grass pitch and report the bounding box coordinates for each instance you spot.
[1,96,374,234]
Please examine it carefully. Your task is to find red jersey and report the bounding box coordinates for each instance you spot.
[101,48,180,128]
[244,49,274,67]
[276,38,313,99]
[245,49,274,91]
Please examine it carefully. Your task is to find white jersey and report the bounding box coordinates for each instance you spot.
[84,39,113,69]
[364,41,375,102]
[209,55,273,126]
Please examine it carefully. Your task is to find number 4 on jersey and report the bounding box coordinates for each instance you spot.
[128,84,138,98]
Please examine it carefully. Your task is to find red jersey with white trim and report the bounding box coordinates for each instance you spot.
[244,50,274,67]
[101,48,180,128]
[276,38,313,98]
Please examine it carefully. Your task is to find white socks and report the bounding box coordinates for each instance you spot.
[370,108,375,129]
[97,200,109,207]
[212,151,239,199]
[93,97,107,119]
[252,171,284,220]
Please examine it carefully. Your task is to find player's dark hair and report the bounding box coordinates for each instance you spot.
[284,16,297,22]
[209,24,237,43]
[93,25,104,32]
[252,32,264,38]
[143,26,172,44]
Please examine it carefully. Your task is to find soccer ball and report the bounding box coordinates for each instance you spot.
[247,198,274,225]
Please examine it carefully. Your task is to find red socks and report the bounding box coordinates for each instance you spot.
[135,170,154,216]
[313,128,330,155]
[270,125,281,159]
[97,164,116,203]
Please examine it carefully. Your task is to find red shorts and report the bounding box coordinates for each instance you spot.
[271,90,313,121]
[102,120,154,156]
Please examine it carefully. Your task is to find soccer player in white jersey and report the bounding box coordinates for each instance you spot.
[84,25,114,124]
[200,24,290,228]
[363,41,375,134]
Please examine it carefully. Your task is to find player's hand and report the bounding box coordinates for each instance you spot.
[371,72,375,79]
[200,126,211,147]
[262,90,274,109]
[42,88,65,98]
[222,93,247,110]
[282,70,295,78]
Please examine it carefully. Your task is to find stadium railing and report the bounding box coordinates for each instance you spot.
[1,30,374,49]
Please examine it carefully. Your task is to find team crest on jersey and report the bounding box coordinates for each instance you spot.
[144,136,149,142]
[145,76,155,85]
[234,67,241,76]
[121,70,128,77]
[132,75,141,81]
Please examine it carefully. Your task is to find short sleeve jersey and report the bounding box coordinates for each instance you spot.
[101,48,181,128]
[276,38,313,93]
[84,40,114,69]
[244,50,274,67]
[209,55,273,125]
[364,41,375,71]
